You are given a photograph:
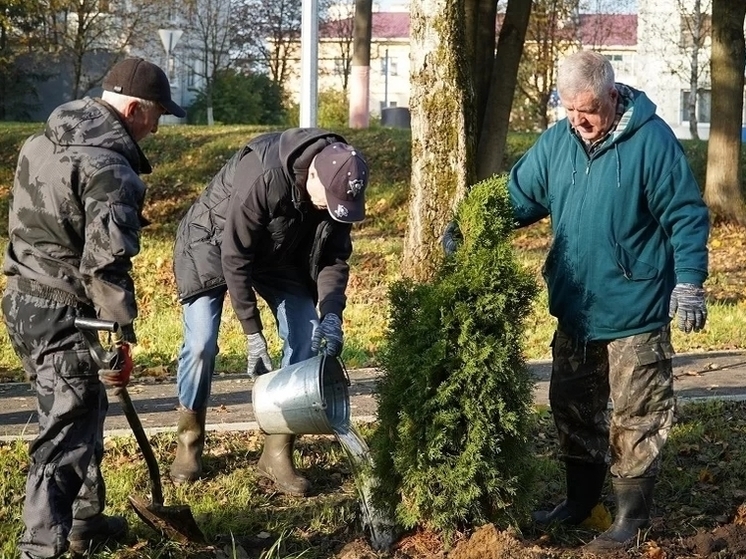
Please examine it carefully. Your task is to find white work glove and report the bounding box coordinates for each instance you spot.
[246,332,272,377]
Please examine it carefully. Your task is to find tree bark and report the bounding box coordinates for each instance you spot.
[476,0,532,180]
[404,0,477,281]
[349,0,372,128]
[704,0,746,224]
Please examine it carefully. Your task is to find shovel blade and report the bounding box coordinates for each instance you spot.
[128,495,206,544]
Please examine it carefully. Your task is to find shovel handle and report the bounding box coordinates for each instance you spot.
[74,317,165,507]
[115,386,164,506]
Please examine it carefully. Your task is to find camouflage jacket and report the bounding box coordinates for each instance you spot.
[3,97,151,332]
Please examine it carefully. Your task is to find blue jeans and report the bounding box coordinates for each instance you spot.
[176,278,319,410]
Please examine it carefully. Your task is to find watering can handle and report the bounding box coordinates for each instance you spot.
[74,317,165,506]
[339,357,351,386]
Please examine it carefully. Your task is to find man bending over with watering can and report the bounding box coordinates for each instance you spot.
[2,58,184,558]
[171,128,368,495]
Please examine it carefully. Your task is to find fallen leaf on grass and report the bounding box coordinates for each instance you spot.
[698,468,715,484]
[734,504,746,526]
[581,503,612,531]
[644,540,667,559]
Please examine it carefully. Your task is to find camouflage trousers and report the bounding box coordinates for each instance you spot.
[549,325,675,478]
[2,287,108,559]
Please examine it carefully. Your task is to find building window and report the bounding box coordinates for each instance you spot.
[333,58,346,76]
[680,90,711,124]
[381,57,398,77]
[604,54,623,62]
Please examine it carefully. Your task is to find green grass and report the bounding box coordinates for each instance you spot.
[2,403,746,557]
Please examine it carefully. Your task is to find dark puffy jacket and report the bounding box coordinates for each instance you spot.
[3,97,150,330]
[173,128,355,334]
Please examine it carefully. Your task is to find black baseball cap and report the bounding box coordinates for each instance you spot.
[314,142,368,223]
[103,58,186,118]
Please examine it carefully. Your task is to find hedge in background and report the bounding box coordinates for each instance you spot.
[371,174,539,539]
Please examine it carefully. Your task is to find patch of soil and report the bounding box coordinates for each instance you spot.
[654,522,746,559]
[448,524,540,559]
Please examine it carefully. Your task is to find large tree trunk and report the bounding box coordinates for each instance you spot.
[704,0,746,224]
[476,0,532,180]
[349,0,372,128]
[403,0,477,282]
[466,0,498,143]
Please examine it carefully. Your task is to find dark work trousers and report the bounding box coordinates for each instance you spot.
[2,286,107,559]
[549,324,675,478]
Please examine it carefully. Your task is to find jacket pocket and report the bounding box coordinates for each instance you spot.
[634,339,674,366]
[615,243,659,281]
[309,221,332,281]
[109,203,141,257]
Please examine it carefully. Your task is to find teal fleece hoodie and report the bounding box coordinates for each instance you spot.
[508,85,709,341]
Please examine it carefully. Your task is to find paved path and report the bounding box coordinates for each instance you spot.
[2,351,746,441]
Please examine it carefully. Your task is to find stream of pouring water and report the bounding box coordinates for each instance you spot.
[334,423,396,551]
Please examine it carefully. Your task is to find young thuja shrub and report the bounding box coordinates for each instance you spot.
[370,174,539,540]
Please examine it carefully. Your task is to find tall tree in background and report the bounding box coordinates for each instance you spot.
[0,0,46,119]
[231,0,302,92]
[39,0,162,99]
[349,0,373,127]
[404,0,532,281]
[320,0,356,91]
[183,0,233,126]
[704,0,746,223]
[639,0,711,140]
[476,0,532,179]
[512,0,579,132]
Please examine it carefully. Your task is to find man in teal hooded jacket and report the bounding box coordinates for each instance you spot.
[445,50,708,554]
[512,51,708,553]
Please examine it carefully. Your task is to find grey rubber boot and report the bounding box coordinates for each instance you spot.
[256,434,311,496]
[169,408,207,484]
[533,460,607,526]
[68,514,128,554]
[583,476,656,554]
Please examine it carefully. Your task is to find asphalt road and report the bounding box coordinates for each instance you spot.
[2,351,746,441]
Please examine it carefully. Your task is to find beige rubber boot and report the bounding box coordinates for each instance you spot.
[169,408,207,484]
[256,434,311,496]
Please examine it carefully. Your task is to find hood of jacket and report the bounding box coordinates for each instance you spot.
[45,97,152,175]
[277,127,347,194]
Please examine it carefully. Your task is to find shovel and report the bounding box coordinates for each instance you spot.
[74,317,206,545]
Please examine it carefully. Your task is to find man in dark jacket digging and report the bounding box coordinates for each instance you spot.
[2,58,184,558]
[170,128,368,495]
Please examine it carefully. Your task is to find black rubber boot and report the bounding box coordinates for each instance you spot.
[169,408,207,484]
[257,434,311,496]
[68,514,128,554]
[583,476,656,554]
[533,460,607,526]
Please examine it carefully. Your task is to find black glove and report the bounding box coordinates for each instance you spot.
[311,314,344,357]
[669,283,707,333]
[442,221,462,256]
[247,332,272,377]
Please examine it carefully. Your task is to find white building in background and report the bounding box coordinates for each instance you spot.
[291,1,746,138]
[635,0,717,139]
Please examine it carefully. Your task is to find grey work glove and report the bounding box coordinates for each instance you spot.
[311,313,344,357]
[247,332,272,377]
[442,220,462,257]
[669,283,707,333]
